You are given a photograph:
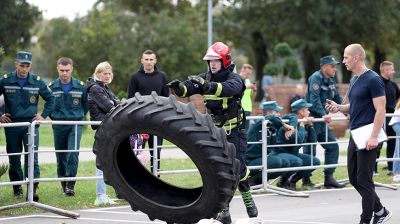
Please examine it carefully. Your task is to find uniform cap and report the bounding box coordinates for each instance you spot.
[291,99,312,112]
[16,51,32,64]
[320,55,340,65]
[260,101,283,111]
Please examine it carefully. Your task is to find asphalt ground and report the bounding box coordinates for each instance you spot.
[0,186,399,224]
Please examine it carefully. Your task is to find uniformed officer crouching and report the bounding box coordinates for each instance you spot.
[48,57,88,197]
[0,51,55,201]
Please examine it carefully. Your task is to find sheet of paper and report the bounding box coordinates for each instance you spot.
[350,123,388,150]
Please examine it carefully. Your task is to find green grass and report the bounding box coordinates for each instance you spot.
[0,158,202,217]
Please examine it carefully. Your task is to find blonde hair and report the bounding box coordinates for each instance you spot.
[93,61,113,84]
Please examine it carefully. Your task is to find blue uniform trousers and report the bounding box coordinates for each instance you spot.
[247,154,290,180]
[303,121,339,175]
[5,125,40,181]
[271,152,320,177]
[52,125,83,179]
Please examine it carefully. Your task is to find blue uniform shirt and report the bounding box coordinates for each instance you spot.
[306,70,342,118]
[0,71,55,120]
[49,77,88,121]
[348,70,385,130]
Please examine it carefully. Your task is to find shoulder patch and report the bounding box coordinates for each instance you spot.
[312,83,320,90]
[36,75,41,80]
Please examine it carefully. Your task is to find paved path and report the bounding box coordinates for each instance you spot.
[0,187,399,223]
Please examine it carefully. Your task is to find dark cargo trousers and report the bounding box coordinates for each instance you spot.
[52,125,83,179]
[5,125,40,181]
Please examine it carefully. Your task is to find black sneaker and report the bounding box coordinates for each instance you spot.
[215,208,232,224]
[13,185,23,199]
[372,207,392,224]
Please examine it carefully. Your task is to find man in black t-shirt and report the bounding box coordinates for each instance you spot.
[127,50,169,173]
[326,44,392,224]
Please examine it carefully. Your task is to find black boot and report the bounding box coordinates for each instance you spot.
[61,181,66,195]
[302,176,315,188]
[277,176,290,189]
[13,185,23,199]
[241,190,258,218]
[26,183,39,202]
[65,181,75,197]
[33,183,39,202]
[238,178,258,218]
[324,175,345,188]
[215,208,232,224]
[288,173,302,190]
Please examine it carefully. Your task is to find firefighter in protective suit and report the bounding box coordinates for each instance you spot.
[168,42,258,223]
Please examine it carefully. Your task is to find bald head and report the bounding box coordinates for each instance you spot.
[345,44,366,60]
[342,43,368,74]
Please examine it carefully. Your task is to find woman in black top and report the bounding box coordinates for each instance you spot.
[86,61,119,206]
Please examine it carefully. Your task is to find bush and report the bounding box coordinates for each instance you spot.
[284,57,302,80]
[263,63,279,76]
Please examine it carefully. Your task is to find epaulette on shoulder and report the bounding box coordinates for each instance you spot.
[80,81,84,86]
[3,74,8,78]
[48,81,53,86]
[36,75,41,80]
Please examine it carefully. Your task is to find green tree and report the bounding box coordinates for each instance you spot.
[0,0,41,56]
[217,0,400,83]
[36,0,209,94]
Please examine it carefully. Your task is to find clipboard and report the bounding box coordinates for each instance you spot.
[350,123,388,150]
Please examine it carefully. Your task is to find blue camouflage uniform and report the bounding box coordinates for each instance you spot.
[0,71,55,183]
[246,113,300,180]
[305,69,342,175]
[49,77,88,186]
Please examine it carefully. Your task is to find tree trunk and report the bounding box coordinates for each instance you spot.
[302,48,318,84]
[372,47,385,74]
[250,31,268,102]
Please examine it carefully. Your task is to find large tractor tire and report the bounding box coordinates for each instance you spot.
[93,92,239,223]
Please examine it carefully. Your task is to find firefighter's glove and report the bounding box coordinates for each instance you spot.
[188,75,210,89]
[167,79,185,96]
